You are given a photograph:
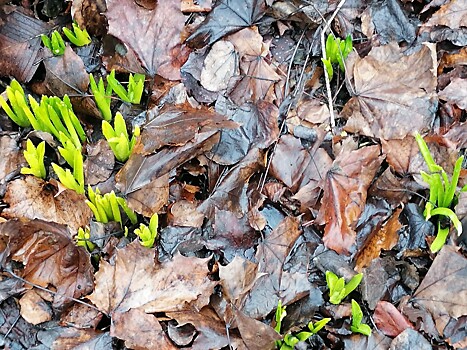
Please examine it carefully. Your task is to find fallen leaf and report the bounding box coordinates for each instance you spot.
[399,203,434,252]
[200,40,239,92]
[112,308,176,350]
[126,174,169,217]
[2,176,92,232]
[356,208,402,271]
[316,145,384,255]
[412,245,467,320]
[181,0,213,12]
[389,328,433,350]
[60,303,103,329]
[186,0,267,48]
[424,0,467,29]
[342,43,437,140]
[88,241,216,315]
[0,10,49,82]
[233,307,279,350]
[51,328,113,350]
[0,298,39,349]
[84,140,115,186]
[106,0,185,79]
[0,219,94,308]
[0,135,23,183]
[343,332,392,349]
[19,290,53,325]
[439,77,467,110]
[170,200,204,227]
[374,301,414,337]
[381,137,420,175]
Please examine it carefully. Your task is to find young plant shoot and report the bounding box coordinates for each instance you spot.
[414,132,464,252]
[90,73,113,121]
[102,112,140,162]
[62,22,91,46]
[21,140,46,179]
[321,33,353,80]
[134,213,158,248]
[106,70,145,104]
[41,30,66,56]
[76,226,96,252]
[350,300,371,336]
[326,271,363,305]
[0,79,32,128]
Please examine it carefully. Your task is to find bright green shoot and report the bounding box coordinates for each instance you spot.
[62,22,91,47]
[86,186,137,227]
[326,271,363,305]
[21,140,46,179]
[106,70,145,104]
[414,132,464,253]
[350,300,371,336]
[52,162,84,194]
[41,30,66,56]
[76,226,96,252]
[102,112,140,162]
[0,79,32,128]
[321,34,352,80]
[89,73,113,121]
[134,213,158,248]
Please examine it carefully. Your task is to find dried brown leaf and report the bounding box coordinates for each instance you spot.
[0,135,23,183]
[51,328,112,350]
[439,77,467,110]
[317,145,384,255]
[126,174,169,217]
[2,177,92,232]
[0,219,94,308]
[424,0,467,29]
[84,140,115,186]
[342,43,437,140]
[374,301,414,337]
[106,0,185,79]
[88,242,216,315]
[19,290,53,325]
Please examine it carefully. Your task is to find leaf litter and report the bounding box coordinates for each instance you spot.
[0,0,466,349]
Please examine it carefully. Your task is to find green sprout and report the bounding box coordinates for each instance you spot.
[326,271,363,305]
[89,73,113,121]
[321,34,352,80]
[350,300,371,336]
[86,186,137,226]
[134,213,158,248]
[76,226,96,252]
[52,142,84,194]
[102,112,140,162]
[106,70,145,104]
[62,22,91,47]
[414,132,464,253]
[0,79,32,128]
[21,140,46,179]
[41,30,66,56]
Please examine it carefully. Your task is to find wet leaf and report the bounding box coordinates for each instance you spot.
[84,139,115,186]
[0,135,23,183]
[342,43,437,140]
[186,0,267,48]
[399,203,434,251]
[317,145,383,255]
[88,241,216,315]
[412,245,467,320]
[374,301,414,337]
[389,328,432,350]
[439,77,467,110]
[106,0,185,79]
[2,177,92,232]
[0,219,94,308]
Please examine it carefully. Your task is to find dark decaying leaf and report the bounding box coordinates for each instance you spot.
[0,219,94,308]
[88,242,216,315]
[60,303,103,329]
[0,10,49,82]
[105,0,185,79]
[412,245,467,320]
[342,43,437,140]
[373,300,414,337]
[2,176,93,232]
[209,98,279,165]
[111,308,176,350]
[389,328,433,350]
[186,0,267,49]
[0,298,39,349]
[116,131,220,194]
[398,203,434,252]
[316,145,383,255]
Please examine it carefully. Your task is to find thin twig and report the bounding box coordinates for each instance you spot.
[321,0,348,131]
[4,268,106,316]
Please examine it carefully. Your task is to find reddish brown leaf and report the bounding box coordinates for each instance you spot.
[2,177,92,232]
[19,290,53,325]
[424,0,467,29]
[356,209,402,271]
[112,309,176,350]
[0,219,94,308]
[186,0,267,48]
[0,11,49,82]
[106,0,185,79]
[381,137,420,175]
[317,144,384,255]
[342,43,437,140]
[88,242,216,315]
[126,174,169,217]
[60,303,103,329]
[374,301,414,337]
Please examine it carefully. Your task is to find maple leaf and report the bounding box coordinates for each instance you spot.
[0,219,94,308]
[186,0,267,48]
[88,241,216,315]
[105,0,185,80]
[316,144,384,255]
